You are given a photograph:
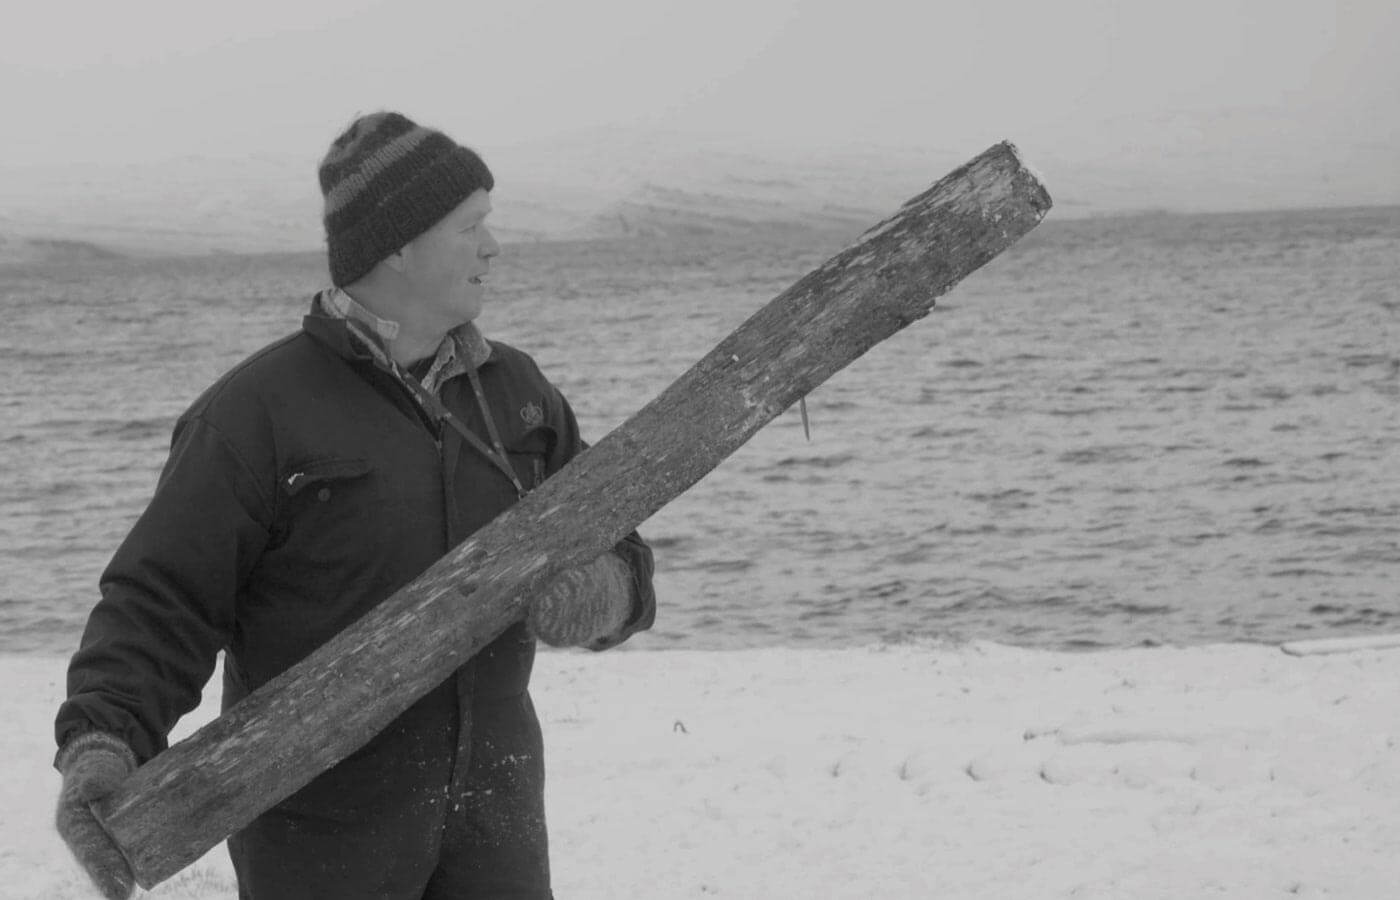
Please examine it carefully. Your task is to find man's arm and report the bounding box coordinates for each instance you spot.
[532,387,657,650]
[54,414,272,898]
[57,415,272,762]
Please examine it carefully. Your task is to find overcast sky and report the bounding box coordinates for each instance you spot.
[2,0,1396,209]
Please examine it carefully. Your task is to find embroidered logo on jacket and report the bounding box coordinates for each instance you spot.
[520,401,544,428]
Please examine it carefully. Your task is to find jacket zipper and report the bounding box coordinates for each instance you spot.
[346,322,523,498]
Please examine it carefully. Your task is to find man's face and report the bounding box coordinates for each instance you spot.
[400,188,499,329]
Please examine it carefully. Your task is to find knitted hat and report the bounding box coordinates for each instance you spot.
[319,112,494,287]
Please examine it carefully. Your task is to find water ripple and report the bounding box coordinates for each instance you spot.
[5,207,1400,653]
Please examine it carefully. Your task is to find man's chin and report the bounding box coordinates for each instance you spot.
[455,296,484,323]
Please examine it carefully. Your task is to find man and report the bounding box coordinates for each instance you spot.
[53,111,656,900]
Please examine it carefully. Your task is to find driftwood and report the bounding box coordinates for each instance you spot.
[94,141,1051,888]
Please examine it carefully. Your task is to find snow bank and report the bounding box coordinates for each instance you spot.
[8,641,1400,899]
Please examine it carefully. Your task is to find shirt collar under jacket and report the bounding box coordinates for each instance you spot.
[317,287,493,395]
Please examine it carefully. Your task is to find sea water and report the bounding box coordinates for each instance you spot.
[2,206,1397,654]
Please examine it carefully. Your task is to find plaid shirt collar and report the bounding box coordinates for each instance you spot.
[318,287,492,394]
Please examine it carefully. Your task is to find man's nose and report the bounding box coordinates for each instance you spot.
[480,228,500,259]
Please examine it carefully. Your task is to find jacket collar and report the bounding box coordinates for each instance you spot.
[304,289,494,390]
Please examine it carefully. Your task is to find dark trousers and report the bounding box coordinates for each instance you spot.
[228,684,551,899]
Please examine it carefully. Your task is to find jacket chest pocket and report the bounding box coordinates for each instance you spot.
[269,457,379,571]
[506,426,555,492]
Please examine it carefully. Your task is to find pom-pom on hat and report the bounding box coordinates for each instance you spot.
[319,111,494,287]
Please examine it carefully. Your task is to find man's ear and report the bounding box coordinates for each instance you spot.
[383,248,409,273]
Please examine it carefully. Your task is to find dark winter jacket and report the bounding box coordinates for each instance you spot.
[55,305,655,896]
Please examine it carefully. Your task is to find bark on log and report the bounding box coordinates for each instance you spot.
[94,141,1052,888]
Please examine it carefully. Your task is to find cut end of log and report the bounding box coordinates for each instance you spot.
[1000,141,1050,201]
[858,141,1052,248]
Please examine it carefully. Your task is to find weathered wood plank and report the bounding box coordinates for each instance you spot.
[94,141,1052,888]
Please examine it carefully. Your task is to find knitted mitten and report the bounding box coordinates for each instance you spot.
[527,552,635,647]
[54,732,137,900]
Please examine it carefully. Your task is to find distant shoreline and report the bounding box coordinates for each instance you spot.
[5,202,1397,270]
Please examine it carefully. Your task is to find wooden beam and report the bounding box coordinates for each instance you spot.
[94,141,1052,888]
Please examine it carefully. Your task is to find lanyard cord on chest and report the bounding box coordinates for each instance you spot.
[346,322,526,499]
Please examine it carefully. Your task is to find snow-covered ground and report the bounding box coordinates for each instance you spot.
[8,640,1400,899]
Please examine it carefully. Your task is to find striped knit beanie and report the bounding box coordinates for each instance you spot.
[319,112,494,287]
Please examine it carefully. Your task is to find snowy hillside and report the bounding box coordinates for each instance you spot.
[2,124,1395,261]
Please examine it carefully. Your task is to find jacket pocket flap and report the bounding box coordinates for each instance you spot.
[508,425,556,457]
[280,457,373,497]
